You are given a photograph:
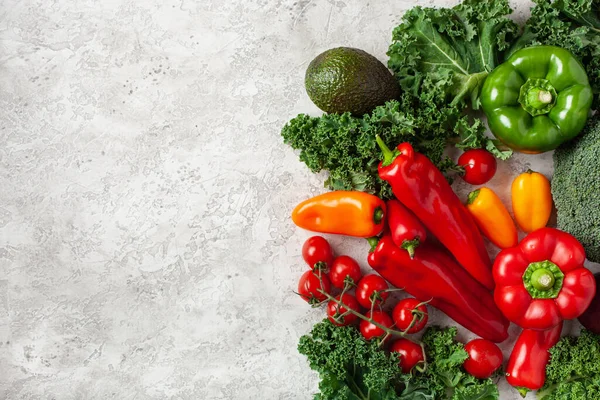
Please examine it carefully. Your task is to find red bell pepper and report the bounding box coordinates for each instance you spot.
[506,322,563,397]
[386,199,427,259]
[376,138,494,290]
[368,235,509,343]
[493,227,596,330]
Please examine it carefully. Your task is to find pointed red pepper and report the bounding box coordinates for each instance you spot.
[493,227,596,330]
[368,235,509,343]
[386,199,427,259]
[506,322,563,397]
[376,137,494,290]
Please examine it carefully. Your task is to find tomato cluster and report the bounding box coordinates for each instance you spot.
[297,235,430,374]
[296,235,503,378]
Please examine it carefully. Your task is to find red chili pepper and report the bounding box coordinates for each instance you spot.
[367,235,509,343]
[506,322,563,397]
[376,138,493,290]
[493,227,597,330]
[386,199,427,259]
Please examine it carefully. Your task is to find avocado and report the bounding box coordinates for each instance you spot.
[305,47,401,116]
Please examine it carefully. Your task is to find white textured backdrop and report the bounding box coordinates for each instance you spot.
[2,0,597,399]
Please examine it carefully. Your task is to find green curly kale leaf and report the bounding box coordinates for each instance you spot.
[298,321,498,400]
[282,97,490,200]
[297,319,406,399]
[412,327,499,400]
[387,0,519,110]
[537,330,600,400]
[513,0,600,108]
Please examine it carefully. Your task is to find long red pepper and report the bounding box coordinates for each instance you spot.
[386,199,427,258]
[368,235,509,343]
[376,138,494,290]
[506,322,563,397]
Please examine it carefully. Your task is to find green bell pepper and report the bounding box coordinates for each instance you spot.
[481,46,592,153]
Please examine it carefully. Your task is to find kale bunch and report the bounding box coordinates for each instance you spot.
[298,321,499,400]
[282,97,492,200]
[538,330,600,400]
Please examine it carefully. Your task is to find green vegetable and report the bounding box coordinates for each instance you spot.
[411,327,499,400]
[298,320,499,399]
[387,0,518,110]
[513,0,600,108]
[537,330,600,400]
[281,97,502,200]
[552,114,600,263]
[297,319,407,399]
[481,45,592,153]
[282,0,518,198]
[305,47,401,116]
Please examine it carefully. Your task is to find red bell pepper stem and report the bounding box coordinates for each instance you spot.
[375,138,494,290]
[368,235,509,342]
[493,227,597,330]
[506,322,563,397]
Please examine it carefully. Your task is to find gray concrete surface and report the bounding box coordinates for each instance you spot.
[1,0,596,399]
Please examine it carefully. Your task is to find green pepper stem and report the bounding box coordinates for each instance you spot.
[366,237,380,252]
[467,189,480,205]
[523,260,564,299]
[518,78,557,116]
[401,238,420,259]
[530,268,555,291]
[375,135,398,167]
[538,90,553,104]
[373,207,384,225]
[516,387,529,398]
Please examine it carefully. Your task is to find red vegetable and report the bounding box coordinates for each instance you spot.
[493,227,596,330]
[302,236,334,270]
[297,270,331,304]
[506,322,563,396]
[463,339,503,379]
[386,199,427,258]
[328,256,362,289]
[376,138,493,290]
[390,339,425,374]
[392,298,428,334]
[359,310,393,341]
[327,294,360,326]
[368,235,509,343]
[355,274,389,309]
[578,273,600,334]
[458,149,497,185]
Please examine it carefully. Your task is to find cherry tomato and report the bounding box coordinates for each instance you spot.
[392,298,428,334]
[327,293,361,326]
[458,149,497,185]
[302,236,334,270]
[390,339,425,374]
[297,270,331,304]
[329,256,362,289]
[463,339,503,379]
[356,274,389,309]
[359,310,393,341]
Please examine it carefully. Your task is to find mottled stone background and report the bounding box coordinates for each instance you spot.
[1,0,597,399]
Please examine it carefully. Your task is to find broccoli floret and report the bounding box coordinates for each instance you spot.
[552,115,600,263]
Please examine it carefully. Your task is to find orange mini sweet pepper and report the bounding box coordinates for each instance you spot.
[466,187,518,249]
[511,170,552,233]
[292,191,386,238]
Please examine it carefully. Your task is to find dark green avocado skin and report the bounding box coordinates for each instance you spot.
[305,47,401,116]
